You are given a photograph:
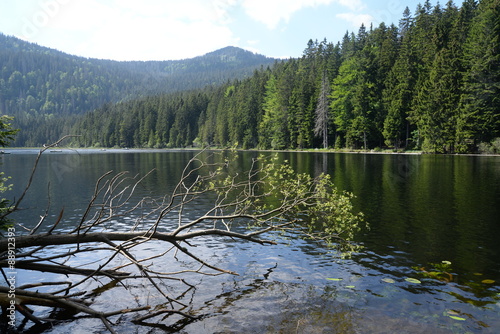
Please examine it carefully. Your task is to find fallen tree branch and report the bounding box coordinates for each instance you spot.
[0,148,363,332]
[0,261,129,277]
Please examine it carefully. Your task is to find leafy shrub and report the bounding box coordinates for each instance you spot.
[478,138,500,154]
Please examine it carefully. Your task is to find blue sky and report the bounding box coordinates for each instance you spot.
[0,0,432,61]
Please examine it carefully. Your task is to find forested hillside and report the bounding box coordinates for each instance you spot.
[70,0,499,153]
[0,34,276,146]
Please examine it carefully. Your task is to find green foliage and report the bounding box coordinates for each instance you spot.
[0,172,14,230]
[308,174,363,246]
[457,0,500,147]
[257,156,364,248]
[0,116,17,229]
[259,75,288,149]
[413,260,454,282]
[2,1,499,153]
[478,137,500,154]
[203,153,364,252]
[382,21,416,149]
[0,115,19,147]
[0,34,275,147]
[330,57,356,137]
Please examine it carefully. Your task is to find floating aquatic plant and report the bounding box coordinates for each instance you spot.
[413,260,454,282]
[446,310,467,321]
[405,278,421,284]
[381,278,395,284]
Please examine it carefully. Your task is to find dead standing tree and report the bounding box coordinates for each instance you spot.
[0,146,363,333]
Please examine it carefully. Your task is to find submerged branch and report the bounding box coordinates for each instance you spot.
[0,261,129,277]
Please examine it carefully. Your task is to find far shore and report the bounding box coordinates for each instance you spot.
[2,146,500,157]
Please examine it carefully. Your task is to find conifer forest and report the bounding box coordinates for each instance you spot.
[1,0,499,154]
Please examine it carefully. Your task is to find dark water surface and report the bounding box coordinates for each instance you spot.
[2,149,500,333]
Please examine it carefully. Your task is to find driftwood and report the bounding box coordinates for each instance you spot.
[0,143,362,332]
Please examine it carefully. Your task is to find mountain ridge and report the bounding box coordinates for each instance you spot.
[0,33,269,64]
[0,33,278,145]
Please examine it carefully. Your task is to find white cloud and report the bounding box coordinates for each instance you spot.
[336,0,366,12]
[336,12,374,29]
[10,0,241,60]
[241,0,331,30]
[242,46,261,55]
[211,0,239,24]
[241,0,367,30]
[0,0,377,61]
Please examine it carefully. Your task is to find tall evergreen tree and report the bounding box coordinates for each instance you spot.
[458,0,500,148]
[382,8,416,148]
[413,48,459,152]
[259,75,287,149]
[411,2,463,152]
[18,0,498,154]
[330,57,356,148]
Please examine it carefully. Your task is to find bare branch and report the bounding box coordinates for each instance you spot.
[3,136,79,218]
[0,148,363,332]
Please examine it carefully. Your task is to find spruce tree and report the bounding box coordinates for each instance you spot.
[458,0,500,148]
[383,7,416,149]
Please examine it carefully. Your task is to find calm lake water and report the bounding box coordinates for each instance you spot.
[2,149,500,333]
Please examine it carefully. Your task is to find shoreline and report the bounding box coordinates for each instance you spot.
[2,147,500,157]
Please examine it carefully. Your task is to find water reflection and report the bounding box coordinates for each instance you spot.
[2,150,500,333]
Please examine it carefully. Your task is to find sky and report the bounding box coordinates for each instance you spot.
[0,0,429,61]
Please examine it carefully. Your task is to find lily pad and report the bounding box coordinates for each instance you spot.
[405,278,421,284]
[481,279,495,284]
[449,315,466,321]
[345,285,355,289]
[326,278,343,281]
[381,278,395,284]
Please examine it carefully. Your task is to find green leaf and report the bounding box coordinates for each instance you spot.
[345,285,355,289]
[326,278,343,281]
[405,278,421,284]
[448,316,466,321]
[481,279,495,284]
[381,278,395,283]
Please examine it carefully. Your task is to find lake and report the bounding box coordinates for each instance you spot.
[2,149,500,333]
